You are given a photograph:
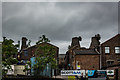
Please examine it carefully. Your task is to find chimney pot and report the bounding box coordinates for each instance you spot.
[71,36,81,48]
[21,37,28,50]
[90,34,101,50]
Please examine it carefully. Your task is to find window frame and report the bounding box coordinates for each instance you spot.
[24,50,28,56]
[115,46,120,54]
[107,61,114,66]
[105,46,110,54]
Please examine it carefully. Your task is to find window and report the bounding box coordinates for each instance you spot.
[117,59,120,63]
[115,47,120,54]
[24,50,28,56]
[105,47,110,53]
[106,60,114,66]
[107,60,114,66]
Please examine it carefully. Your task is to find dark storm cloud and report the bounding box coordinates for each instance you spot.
[119,2,120,34]
[2,2,118,53]
[0,2,2,41]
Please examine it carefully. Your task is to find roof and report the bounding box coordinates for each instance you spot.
[101,34,120,45]
[40,42,59,49]
[68,45,80,52]
[22,42,59,51]
[59,54,65,58]
[74,49,99,55]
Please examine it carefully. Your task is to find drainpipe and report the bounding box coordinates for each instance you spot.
[100,45,102,69]
[0,42,2,80]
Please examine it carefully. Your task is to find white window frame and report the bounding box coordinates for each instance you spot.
[105,47,110,53]
[115,47,120,54]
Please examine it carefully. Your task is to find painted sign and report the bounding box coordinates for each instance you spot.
[88,70,96,76]
[107,70,114,75]
[97,70,114,76]
[88,70,107,78]
[96,70,107,77]
[61,70,85,76]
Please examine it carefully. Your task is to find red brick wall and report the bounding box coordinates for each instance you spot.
[20,43,59,60]
[73,54,100,70]
[118,67,120,80]
[101,34,120,67]
[101,34,120,80]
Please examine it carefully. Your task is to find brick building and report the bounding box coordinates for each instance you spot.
[73,49,100,70]
[101,34,120,80]
[58,54,66,74]
[101,34,120,67]
[59,54,65,69]
[64,34,100,70]
[17,37,59,63]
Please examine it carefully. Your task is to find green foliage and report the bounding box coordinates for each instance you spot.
[36,35,50,44]
[2,37,19,60]
[23,61,31,72]
[2,37,18,76]
[33,35,57,75]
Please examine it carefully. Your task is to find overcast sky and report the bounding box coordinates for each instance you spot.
[2,2,119,54]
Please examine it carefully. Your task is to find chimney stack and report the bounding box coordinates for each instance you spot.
[90,34,101,50]
[71,36,82,48]
[21,37,28,50]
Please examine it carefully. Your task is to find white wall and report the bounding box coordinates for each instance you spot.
[7,65,14,75]
[14,65,25,75]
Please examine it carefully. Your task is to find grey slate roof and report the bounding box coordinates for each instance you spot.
[74,49,99,55]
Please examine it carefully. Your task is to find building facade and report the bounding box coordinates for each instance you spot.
[16,37,59,76]
[64,34,101,70]
[17,37,59,63]
[59,54,65,70]
[101,34,120,80]
[101,34,120,67]
[73,49,100,70]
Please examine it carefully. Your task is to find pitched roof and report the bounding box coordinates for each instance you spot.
[23,42,59,50]
[19,42,59,53]
[101,34,120,45]
[74,49,99,55]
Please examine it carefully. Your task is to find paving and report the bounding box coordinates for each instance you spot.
[53,75,107,80]
[53,75,68,80]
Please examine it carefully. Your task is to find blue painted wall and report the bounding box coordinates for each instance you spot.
[30,57,52,77]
